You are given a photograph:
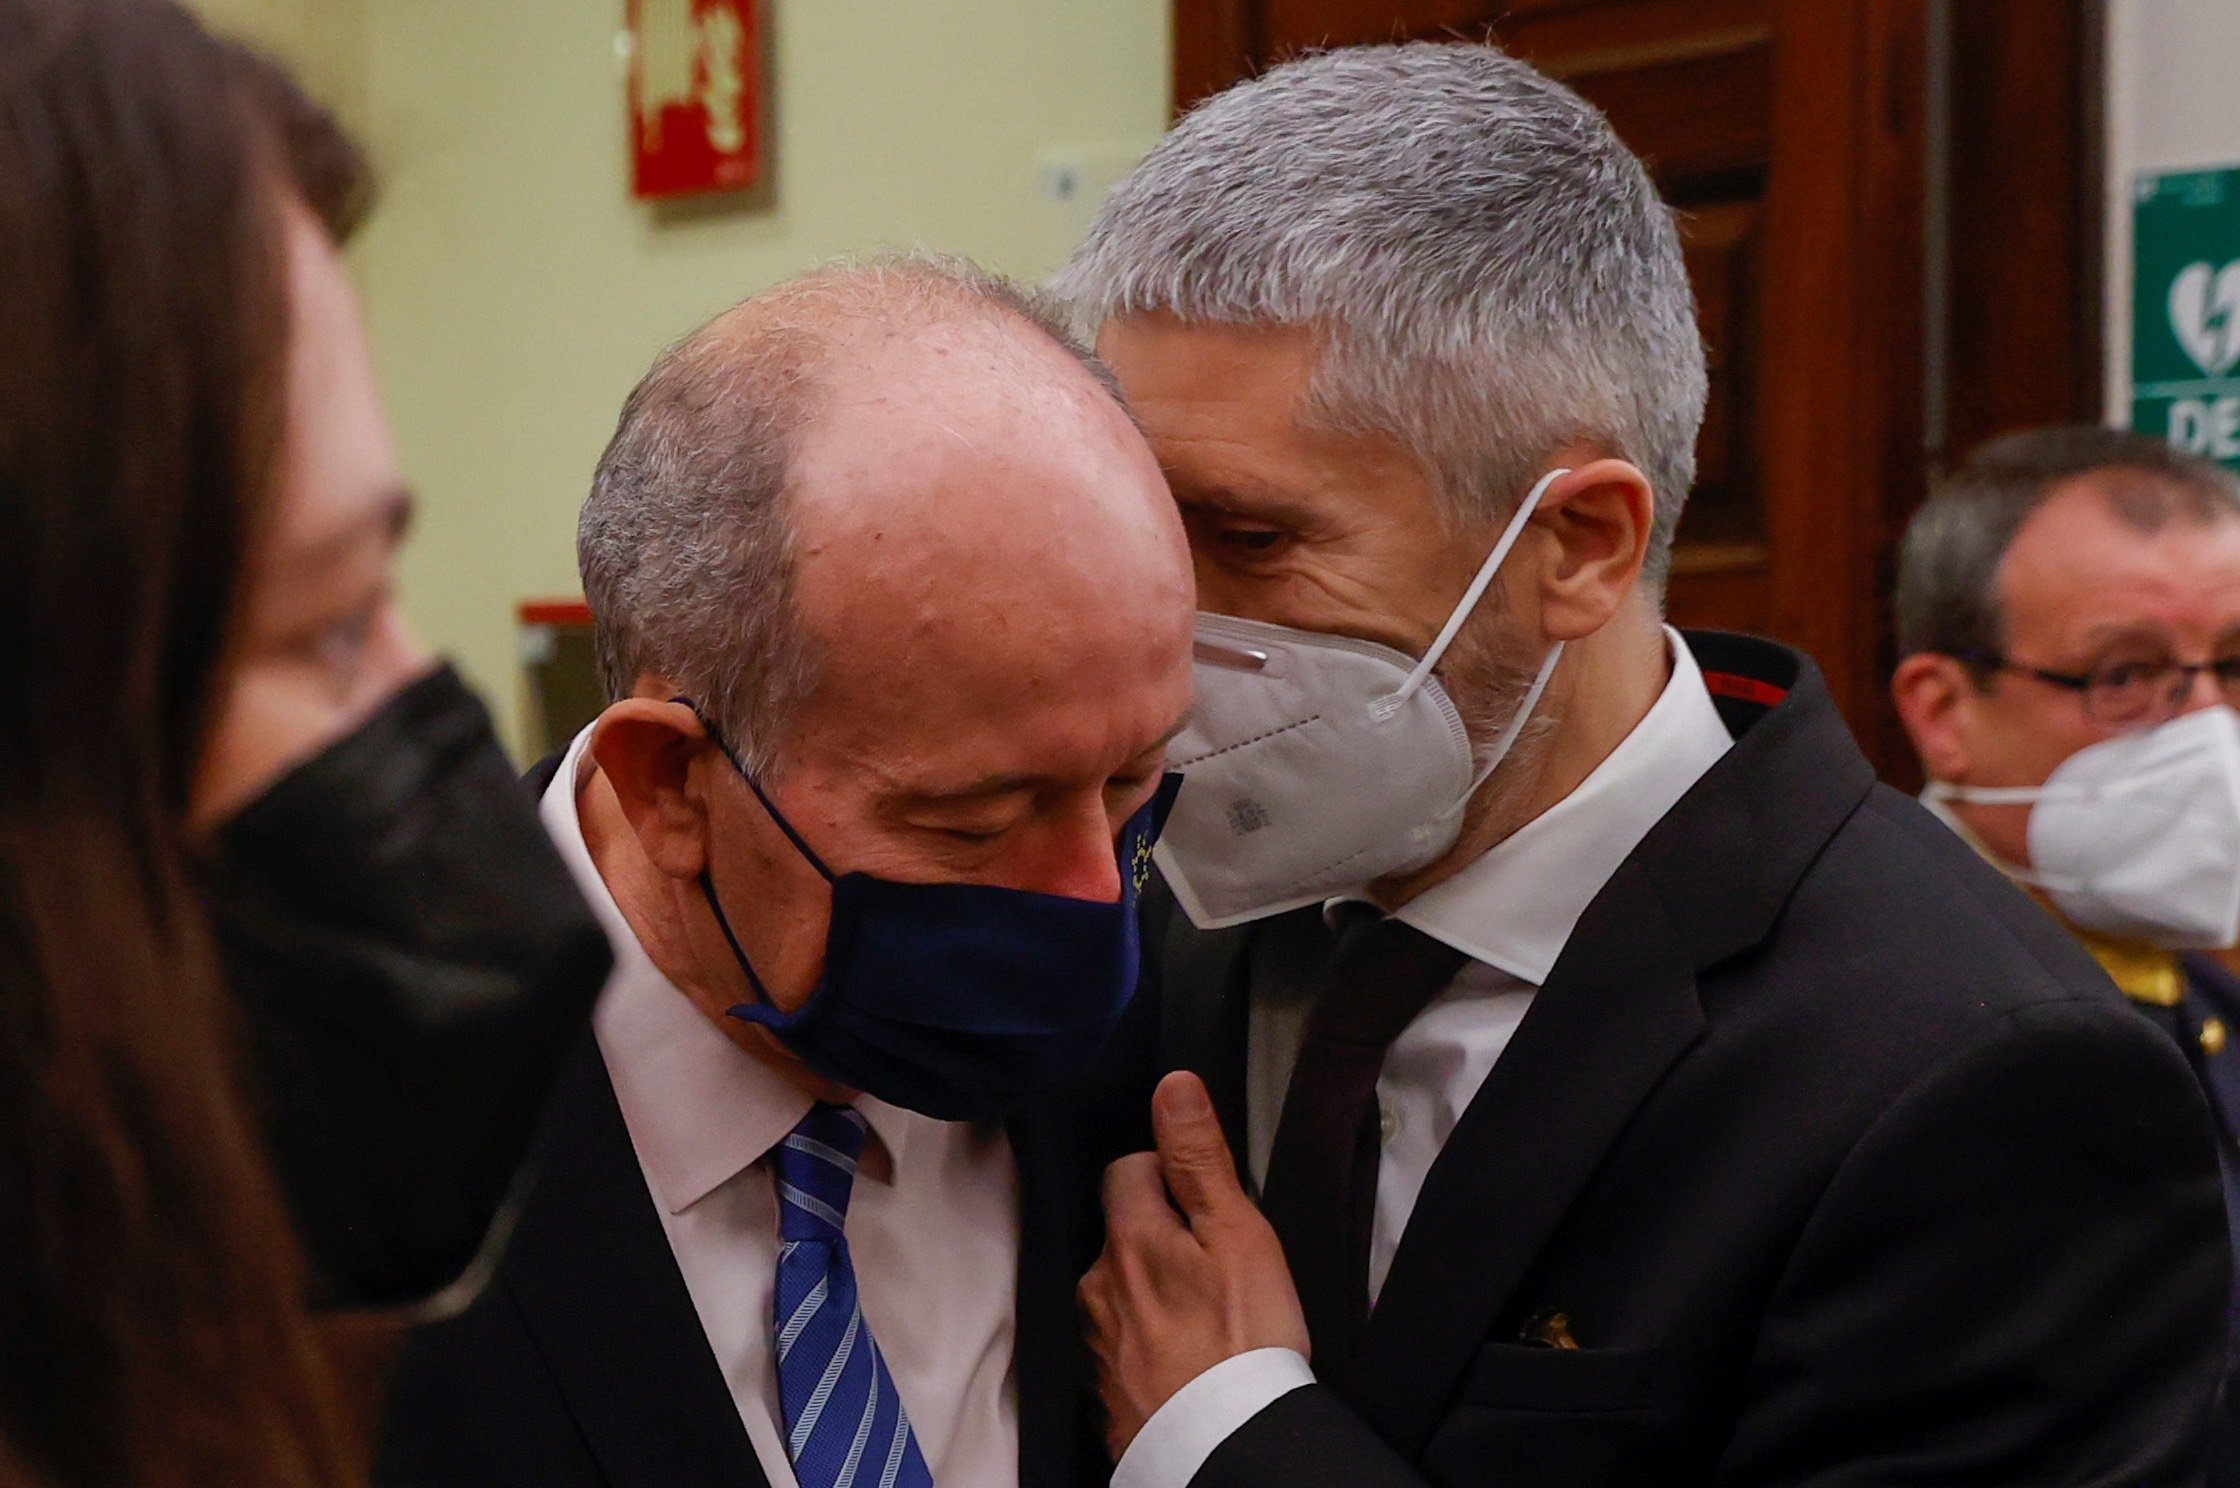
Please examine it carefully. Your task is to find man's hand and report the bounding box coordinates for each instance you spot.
[1080,1070,1311,1460]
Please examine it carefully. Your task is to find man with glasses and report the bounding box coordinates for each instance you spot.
[1893,423,2240,1482]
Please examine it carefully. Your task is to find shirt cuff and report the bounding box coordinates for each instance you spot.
[1112,1347,1316,1488]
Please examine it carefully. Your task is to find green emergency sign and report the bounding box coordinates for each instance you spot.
[2133,166,2240,469]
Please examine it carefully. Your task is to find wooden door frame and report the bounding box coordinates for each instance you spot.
[1758,0,1925,771]
[1937,0,2104,465]
[1174,0,1263,113]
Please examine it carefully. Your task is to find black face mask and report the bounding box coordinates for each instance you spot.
[206,665,611,1315]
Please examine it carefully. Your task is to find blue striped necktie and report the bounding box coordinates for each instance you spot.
[771,1103,935,1488]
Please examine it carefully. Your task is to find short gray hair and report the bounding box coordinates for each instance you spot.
[1052,42,1707,582]
[1894,424,2240,672]
[578,253,1117,773]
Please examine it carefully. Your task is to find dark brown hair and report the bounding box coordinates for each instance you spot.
[0,3,373,1484]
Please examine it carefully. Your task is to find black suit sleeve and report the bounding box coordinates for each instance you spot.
[1718,995,2228,1487]
[1193,1383,1423,1488]
[1193,996,2229,1488]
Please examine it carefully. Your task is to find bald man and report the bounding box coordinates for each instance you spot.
[378,258,1196,1488]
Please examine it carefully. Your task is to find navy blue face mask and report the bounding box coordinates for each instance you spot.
[686,706,1181,1122]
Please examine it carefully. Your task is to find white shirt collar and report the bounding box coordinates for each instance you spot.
[1390,627,1734,985]
[539,726,909,1215]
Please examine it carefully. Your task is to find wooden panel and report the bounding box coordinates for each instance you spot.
[1850,0,1933,779]
[1667,559,1773,636]
[1496,9,1782,654]
[1236,0,1774,73]
[1496,0,1770,53]
[1557,37,1773,185]
[1677,199,1765,549]
[1258,0,1489,50]
[1174,0,1262,115]
[1940,0,2098,462]
[1755,0,1869,717]
[1747,0,1927,765]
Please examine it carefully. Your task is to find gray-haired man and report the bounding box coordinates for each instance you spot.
[381,258,1195,1488]
[1058,43,2228,1488]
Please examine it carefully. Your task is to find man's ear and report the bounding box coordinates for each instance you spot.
[1891,653,1977,782]
[1531,457,1656,642]
[588,697,718,882]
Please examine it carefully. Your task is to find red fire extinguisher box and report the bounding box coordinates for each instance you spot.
[626,0,763,201]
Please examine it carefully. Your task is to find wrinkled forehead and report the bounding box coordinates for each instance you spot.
[785,550,1195,791]
[1997,474,2240,643]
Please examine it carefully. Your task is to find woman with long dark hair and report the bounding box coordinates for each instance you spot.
[0,5,610,1484]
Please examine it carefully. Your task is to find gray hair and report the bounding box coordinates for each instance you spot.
[578,253,1118,774]
[1894,424,2240,672]
[1052,41,1707,583]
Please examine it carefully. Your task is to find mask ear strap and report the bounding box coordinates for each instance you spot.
[1467,642,1565,792]
[733,768,837,883]
[673,696,836,882]
[675,695,821,1010]
[1923,780,2041,806]
[1919,783,2083,893]
[1386,467,1569,711]
[699,872,776,1003]
[1925,779,2094,806]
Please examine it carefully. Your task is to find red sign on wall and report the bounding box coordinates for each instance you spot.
[626,0,761,201]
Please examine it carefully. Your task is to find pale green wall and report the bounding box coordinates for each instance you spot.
[192,0,1170,751]
[187,0,368,135]
[355,1,1170,749]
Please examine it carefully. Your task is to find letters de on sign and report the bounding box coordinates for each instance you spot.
[2133,167,2240,469]
[627,0,760,201]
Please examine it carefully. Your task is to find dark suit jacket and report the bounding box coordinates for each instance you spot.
[2161,956,2240,1265]
[1133,631,2231,1488]
[377,757,1110,1488]
[2161,955,2240,1488]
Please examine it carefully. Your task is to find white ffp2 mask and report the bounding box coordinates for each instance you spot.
[1925,705,2240,949]
[1155,470,1569,930]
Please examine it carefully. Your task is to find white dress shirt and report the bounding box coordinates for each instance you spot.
[1118,628,1735,1488]
[540,728,1022,1488]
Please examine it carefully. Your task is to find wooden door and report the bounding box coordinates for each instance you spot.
[1174,0,2100,780]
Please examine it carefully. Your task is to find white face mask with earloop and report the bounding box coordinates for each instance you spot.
[1154,468,1569,930]
[1924,705,2240,949]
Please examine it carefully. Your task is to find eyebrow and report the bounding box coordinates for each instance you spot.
[297,484,416,572]
[894,712,1194,805]
[2073,621,2177,651]
[1170,477,1325,532]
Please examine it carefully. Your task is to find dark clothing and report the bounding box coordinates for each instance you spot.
[2163,955,2240,1264]
[522,749,566,798]
[1132,631,2229,1488]
[376,753,1112,1488]
[377,1041,1108,1488]
[1260,910,1469,1371]
[2162,955,2240,1488]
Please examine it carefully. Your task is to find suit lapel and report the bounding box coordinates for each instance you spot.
[501,1041,771,1488]
[505,1053,1099,1488]
[1345,633,1878,1459]
[1343,868,1704,1452]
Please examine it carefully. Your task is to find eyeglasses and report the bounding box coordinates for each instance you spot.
[1960,650,2240,727]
